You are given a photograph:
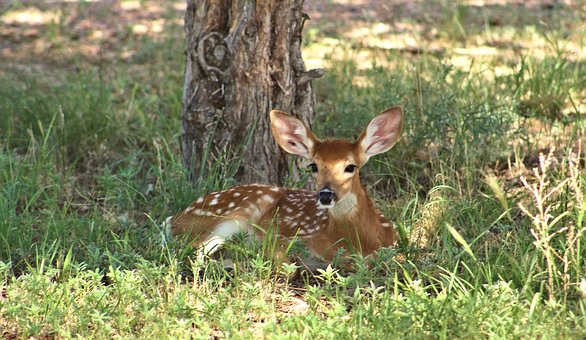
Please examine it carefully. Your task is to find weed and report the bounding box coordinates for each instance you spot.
[518,148,586,304]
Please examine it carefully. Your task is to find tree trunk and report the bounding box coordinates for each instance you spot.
[182,0,323,186]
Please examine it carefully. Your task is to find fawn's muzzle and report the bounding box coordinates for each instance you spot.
[318,188,336,205]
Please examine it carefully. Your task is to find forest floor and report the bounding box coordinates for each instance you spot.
[1,0,586,338]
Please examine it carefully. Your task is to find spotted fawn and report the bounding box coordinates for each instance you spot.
[163,106,403,261]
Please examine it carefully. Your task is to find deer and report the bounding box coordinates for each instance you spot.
[162,106,403,262]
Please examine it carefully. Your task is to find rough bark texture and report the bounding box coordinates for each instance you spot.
[182,0,323,185]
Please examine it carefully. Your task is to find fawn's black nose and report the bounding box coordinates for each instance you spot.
[318,188,335,206]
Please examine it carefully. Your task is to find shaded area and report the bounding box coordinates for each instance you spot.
[302,0,585,119]
[1,1,185,78]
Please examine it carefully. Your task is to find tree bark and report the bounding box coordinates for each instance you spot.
[182,0,323,185]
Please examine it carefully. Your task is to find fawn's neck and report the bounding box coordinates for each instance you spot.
[326,179,394,254]
[328,179,376,224]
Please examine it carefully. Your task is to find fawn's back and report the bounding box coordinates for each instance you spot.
[165,106,403,260]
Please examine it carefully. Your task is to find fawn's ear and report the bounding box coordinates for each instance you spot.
[358,106,403,162]
[270,110,317,159]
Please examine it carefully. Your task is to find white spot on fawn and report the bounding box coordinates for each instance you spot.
[196,197,204,204]
[199,220,250,259]
[209,198,219,206]
[228,202,235,208]
[185,206,194,213]
[161,216,174,244]
[234,192,241,197]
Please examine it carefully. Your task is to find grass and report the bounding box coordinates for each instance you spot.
[1,0,586,338]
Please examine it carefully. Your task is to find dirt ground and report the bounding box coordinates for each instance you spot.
[2,0,584,73]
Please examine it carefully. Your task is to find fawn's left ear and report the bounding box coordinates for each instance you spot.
[358,106,403,162]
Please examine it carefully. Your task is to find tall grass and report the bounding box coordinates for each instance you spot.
[1,1,586,337]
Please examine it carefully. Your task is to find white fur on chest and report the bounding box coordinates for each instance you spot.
[329,193,358,221]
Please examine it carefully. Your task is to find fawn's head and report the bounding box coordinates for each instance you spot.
[270,106,403,212]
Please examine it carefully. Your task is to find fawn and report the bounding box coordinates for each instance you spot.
[163,106,403,261]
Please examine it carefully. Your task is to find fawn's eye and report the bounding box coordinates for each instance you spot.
[308,163,318,173]
[345,164,357,173]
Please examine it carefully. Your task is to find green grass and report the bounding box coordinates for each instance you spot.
[1,1,586,338]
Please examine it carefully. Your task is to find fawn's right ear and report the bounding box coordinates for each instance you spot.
[270,110,317,159]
